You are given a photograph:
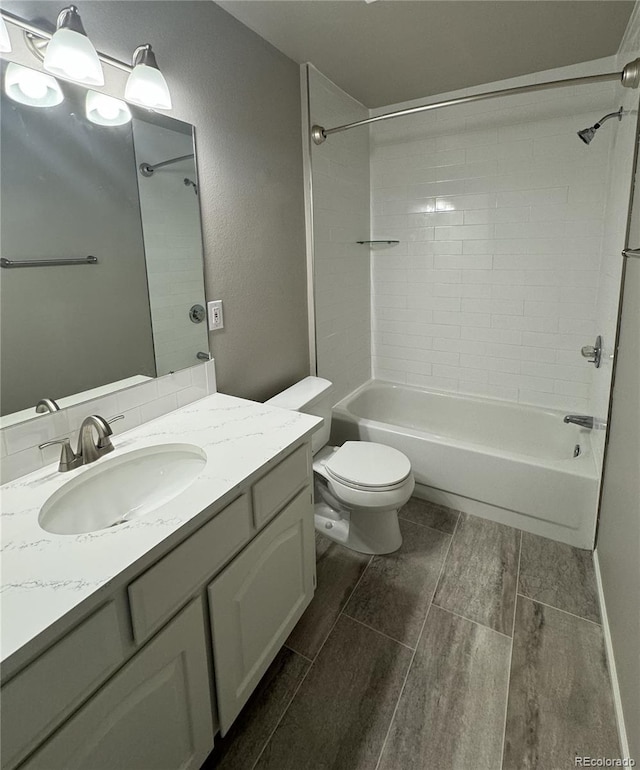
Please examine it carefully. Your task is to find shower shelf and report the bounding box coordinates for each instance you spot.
[356,240,400,245]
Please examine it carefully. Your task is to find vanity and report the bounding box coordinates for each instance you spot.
[0,394,322,770]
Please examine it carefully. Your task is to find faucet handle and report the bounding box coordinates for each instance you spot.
[39,438,81,472]
[96,415,124,449]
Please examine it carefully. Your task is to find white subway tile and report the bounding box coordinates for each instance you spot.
[435,224,495,241]
[462,327,522,345]
[461,298,524,315]
[434,255,493,270]
[433,311,490,327]
[374,368,407,384]
[3,411,69,456]
[491,315,558,332]
[459,381,519,401]
[406,373,459,391]
[460,354,521,373]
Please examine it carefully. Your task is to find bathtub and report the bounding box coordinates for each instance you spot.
[331,380,599,549]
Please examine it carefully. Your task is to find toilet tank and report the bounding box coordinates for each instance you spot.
[265,376,334,454]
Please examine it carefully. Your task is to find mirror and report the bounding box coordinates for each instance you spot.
[0,61,208,427]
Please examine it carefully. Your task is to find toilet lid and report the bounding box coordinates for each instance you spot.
[325,442,411,489]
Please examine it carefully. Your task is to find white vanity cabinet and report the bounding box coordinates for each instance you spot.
[2,440,316,770]
[20,599,214,770]
[209,487,316,733]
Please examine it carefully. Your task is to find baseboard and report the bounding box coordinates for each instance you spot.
[593,550,630,759]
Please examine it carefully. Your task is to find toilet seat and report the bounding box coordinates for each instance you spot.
[323,441,412,491]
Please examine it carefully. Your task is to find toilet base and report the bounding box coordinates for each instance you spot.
[314,500,403,555]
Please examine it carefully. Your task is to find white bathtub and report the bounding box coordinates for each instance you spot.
[331,380,599,548]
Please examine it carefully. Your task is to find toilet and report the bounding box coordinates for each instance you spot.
[266,377,414,554]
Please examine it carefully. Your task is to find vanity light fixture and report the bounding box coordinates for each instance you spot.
[86,90,131,126]
[1,8,173,112]
[43,5,104,86]
[124,44,172,110]
[0,16,11,52]
[4,62,63,107]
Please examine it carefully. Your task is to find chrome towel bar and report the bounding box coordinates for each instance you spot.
[622,248,640,259]
[1,256,98,269]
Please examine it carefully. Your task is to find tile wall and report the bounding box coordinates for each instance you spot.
[0,360,216,484]
[308,66,371,404]
[369,57,623,412]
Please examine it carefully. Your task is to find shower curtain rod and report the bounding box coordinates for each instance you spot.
[139,154,194,177]
[311,58,640,145]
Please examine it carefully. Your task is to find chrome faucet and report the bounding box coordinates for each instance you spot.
[563,415,594,429]
[35,398,60,414]
[77,415,121,464]
[39,414,124,472]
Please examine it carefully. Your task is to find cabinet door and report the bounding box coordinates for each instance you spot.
[21,599,214,770]
[209,487,315,734]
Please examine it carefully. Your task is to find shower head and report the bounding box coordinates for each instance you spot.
[577,126,598,145]
[577,107,623,145]
[184,177,198,195]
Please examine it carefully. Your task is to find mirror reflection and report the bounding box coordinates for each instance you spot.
[0,61,208,425]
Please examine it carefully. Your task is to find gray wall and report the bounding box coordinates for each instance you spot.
[597,256,640,760]
[0,90,156,415]
[4,1,309,401]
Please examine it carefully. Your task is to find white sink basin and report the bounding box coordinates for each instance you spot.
[39,444,207,535]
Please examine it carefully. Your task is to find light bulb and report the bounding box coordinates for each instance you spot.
[0,16,11,53]
[4,62,64,107]
[43,7,104,86]
[19,69,48,100]
[124,45,172,110]
[85,90,131,126]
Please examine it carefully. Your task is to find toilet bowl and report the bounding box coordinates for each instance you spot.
[266,377,414,554]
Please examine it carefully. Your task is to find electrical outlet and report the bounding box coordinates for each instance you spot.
[208,300,224,330]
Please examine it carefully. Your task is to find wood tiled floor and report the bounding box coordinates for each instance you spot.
[204,499,620,770]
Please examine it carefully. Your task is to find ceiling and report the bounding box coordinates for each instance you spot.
[217,1,635,107]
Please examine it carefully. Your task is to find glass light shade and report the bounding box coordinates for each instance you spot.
[4,62,63,107]
[85,91,131,126]
[0,16,12,53]
[44,27,104,86]
[125,64,172,110]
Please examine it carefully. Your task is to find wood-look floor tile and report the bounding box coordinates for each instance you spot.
[286,533,370,659]
[255,615,412,770]
[204,647,309,770]
[518,532,600,622]
[503,596,619,770]
[343,518,451,647]
[398,497,459,534]
[378,605,511,770]
[433,514,520,635]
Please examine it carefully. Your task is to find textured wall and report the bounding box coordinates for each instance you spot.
[307,66,371,403]
[3,1,309,401]
[369,58,619,412]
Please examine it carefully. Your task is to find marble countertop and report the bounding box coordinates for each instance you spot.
[0,393,321,672]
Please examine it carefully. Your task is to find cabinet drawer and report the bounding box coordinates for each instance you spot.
[128,494,252,644]
[252,444,310,529]
[1,602,127,770]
